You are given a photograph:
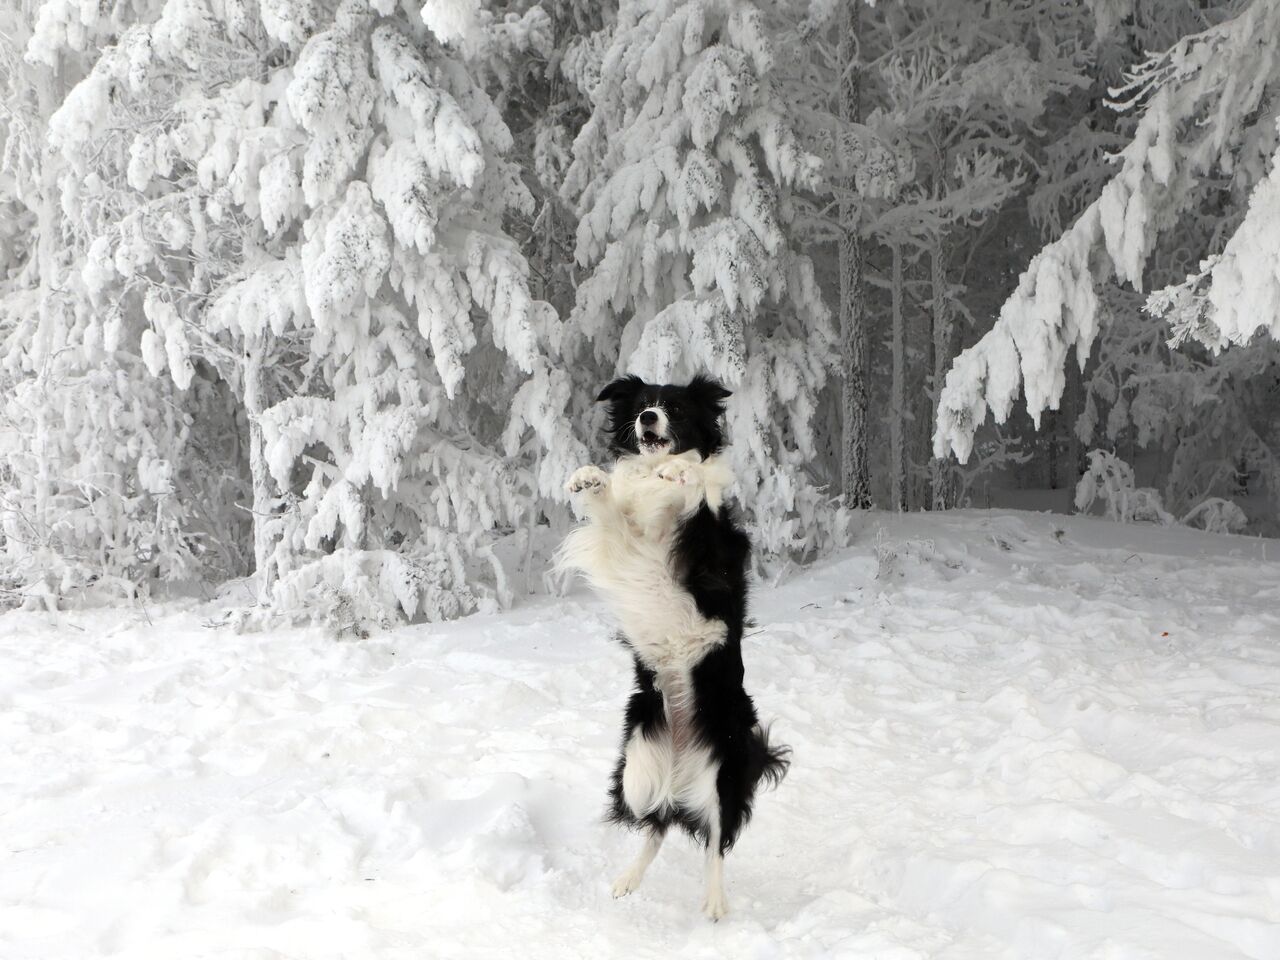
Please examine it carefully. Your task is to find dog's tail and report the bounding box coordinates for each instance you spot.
[751,723,791,790]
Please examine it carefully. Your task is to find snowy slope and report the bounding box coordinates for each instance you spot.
[2,511,1278,960]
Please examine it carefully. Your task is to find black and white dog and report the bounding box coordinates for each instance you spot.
[558,374,788,920]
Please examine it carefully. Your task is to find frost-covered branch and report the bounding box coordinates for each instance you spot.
[935,0,1280,463]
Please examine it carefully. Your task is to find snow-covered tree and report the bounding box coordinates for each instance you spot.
[0,4,217,606]
[4,0,1275,613]
[562,0,839,556]
[934,0,1280,479]
[866,0,1090,511]
[786,0,1093,512]
[11,0,588,619]
[1075,284,1280,519]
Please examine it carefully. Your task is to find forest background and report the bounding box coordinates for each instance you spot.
[2,0,1277,624]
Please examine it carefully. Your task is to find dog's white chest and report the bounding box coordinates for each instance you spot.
[558,455,729,671]
[595,537,724,672]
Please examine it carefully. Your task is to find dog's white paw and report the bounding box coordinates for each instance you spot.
[611,868,643,899]
[566,465,608,495]
[702,889,729,921]
[656,460,698,487]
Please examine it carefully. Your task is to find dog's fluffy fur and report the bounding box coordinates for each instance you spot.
[558,374,789,920]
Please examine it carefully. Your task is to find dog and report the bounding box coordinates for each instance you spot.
[557,374,789,920]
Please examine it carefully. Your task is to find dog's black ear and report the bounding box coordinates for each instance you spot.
[687,374,732,405]
[596,375,645,403]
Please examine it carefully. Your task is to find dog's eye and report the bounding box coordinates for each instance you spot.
[666,403,681,416]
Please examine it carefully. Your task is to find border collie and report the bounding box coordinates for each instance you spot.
[557,374,789,920]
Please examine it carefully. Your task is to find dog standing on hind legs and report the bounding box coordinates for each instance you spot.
[557,374,789,921]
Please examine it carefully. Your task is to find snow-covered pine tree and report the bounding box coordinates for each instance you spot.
[484,1,612,527]
[934,0,1280,477]
[1013,1,1242,514]
[1074,283,1280,523]
[862,0,1090,512]
[488,0,602,323]
[21,0,588,620]
[784,0,1091,512]
[562,0,839,556]
[0,5,215,606]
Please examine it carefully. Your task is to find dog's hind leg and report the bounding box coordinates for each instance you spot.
[611,827,665,898]
[702,817,729,921]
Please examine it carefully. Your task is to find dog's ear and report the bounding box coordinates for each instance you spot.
[596,375,645,403]
[687,374,732,406]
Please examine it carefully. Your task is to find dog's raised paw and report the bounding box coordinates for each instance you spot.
[656,461,697,486]
[566,465,608,495]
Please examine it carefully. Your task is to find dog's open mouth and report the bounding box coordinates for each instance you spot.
[640,431,670,453]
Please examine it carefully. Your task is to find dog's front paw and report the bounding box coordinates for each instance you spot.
[656,460,700,487]
[566,465,608,495]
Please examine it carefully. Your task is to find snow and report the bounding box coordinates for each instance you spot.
[1206,139,1280,347]
[4,511,1279,959]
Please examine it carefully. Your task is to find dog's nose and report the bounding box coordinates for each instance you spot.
[639,410,658,427]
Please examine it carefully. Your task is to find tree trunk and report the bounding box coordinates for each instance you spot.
[928,237,955,510]
[889,244,904,512]
[1065,349,1082,514]
[838,0,871,510]
[244,332,275,602]
[913,296,933,511]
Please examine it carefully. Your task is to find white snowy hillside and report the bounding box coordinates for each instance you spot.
[4,510,1278,960]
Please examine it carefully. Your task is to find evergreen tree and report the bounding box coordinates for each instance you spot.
[10,0,587,618]
[1,4,213,605]
[935,0,1280,461]
[562,0,838,556]
[934,0,1280,520]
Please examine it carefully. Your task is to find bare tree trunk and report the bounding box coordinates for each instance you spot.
[838,0,871,510]
[839,235,871,510]
[889,244,904,512]
[244,332,275,602]
[1065,349,1082,514]
[359,484,373,551]
[928,237,954,510]
[913,292,933,511]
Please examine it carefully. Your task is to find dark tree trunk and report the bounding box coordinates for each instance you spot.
[838,0,871,510]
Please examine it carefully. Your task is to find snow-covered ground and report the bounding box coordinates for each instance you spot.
[3,510,1279,960]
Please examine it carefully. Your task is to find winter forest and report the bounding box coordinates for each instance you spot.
[6,1,1280,956]
[4,0,1279,623]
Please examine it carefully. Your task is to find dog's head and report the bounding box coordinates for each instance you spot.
[596,374,732,460]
